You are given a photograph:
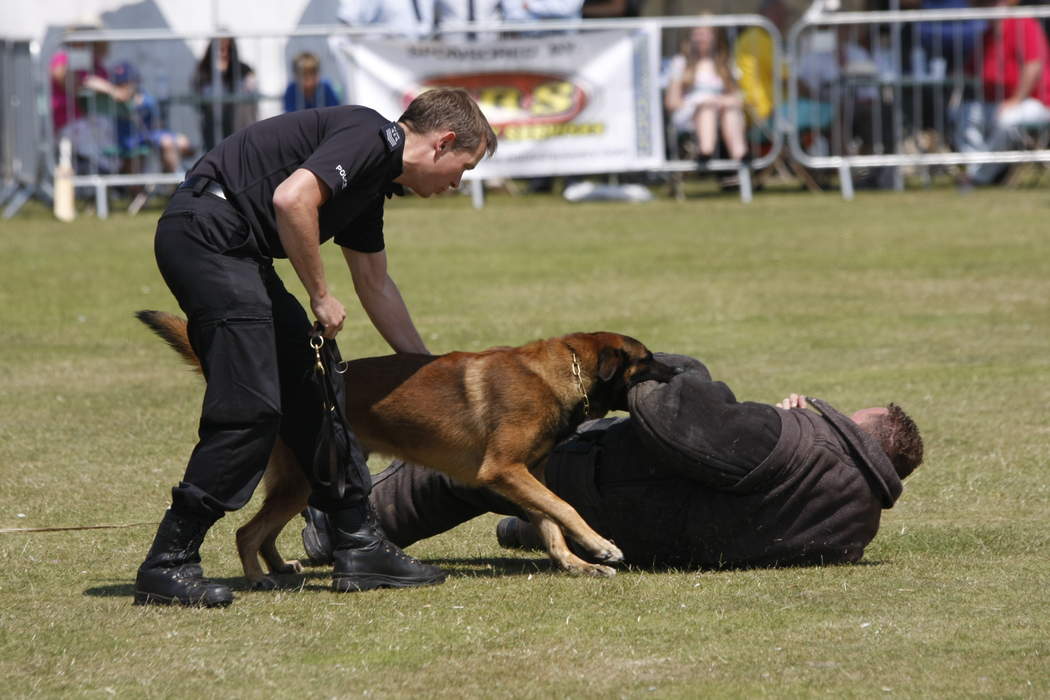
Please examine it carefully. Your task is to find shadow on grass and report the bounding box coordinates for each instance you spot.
[83,556,890,599]
[82,556,555,599]
[430,555,554,577]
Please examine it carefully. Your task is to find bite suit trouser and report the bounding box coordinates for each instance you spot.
[153,186,368,521]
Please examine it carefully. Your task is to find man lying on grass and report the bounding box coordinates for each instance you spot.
[300,353,924,570]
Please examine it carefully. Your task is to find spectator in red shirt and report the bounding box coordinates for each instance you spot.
[49,21,132,135]
[954,0,1050,187]
[49,22,134,174]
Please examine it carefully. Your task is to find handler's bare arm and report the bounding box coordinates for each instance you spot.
[344,247,429,354]
[273,168,346,337]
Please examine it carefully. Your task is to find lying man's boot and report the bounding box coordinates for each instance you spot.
[300,507,333,566]
[496,516,546,551]
[330,502,446,592]
[134,509,233,608]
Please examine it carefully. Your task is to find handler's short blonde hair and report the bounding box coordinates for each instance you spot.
[399,88,497,157]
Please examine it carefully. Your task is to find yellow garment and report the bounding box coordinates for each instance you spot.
[735,26,780,122]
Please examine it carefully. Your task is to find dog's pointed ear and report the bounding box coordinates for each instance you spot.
[597,347,623,382]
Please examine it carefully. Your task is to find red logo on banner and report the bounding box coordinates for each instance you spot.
[406,73,588,127]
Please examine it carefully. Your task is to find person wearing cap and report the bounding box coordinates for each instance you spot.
[110,61,194,178]
[49,21,132,174]
[135,88,497,608]
[49,20,128,135]
[300,353,924,571]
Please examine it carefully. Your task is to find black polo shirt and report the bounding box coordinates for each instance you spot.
[188,106,405,258]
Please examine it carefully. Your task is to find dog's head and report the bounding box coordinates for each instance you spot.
[579,332,679,412]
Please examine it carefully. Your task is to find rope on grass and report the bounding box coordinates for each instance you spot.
[0,522,157,534]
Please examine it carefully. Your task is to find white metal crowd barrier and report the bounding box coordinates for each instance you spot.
[7,8,1050,218]
[0,39,49,219]
[787,5,1050,199]
[34,15,777,215]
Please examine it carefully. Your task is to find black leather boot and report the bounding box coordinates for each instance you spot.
[301,506,333,565]
[331,503,446,592]
[495,516,545,551]
[134,509,234,608]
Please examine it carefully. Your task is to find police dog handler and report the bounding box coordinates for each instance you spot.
[135,88,497,607]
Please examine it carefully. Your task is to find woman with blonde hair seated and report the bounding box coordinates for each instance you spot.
[665,21,749,170]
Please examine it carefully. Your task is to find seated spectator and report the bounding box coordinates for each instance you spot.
[501,0,583,21]
[915,0,986,73]
[735,0,786,127]
[283,52,340,112]
[111,61,194,175]
[582,0,644,18]
[192,35,257,151]
[337,0,435,39]
[338,0,505,43]
[664,22,749,169]
[954,0,1050,187]
[434,0,504,42]
[796,25,898,187]
[501,0,584,37]
[49,23,131,173]
[502,0,585,191]
[735,0,832,142]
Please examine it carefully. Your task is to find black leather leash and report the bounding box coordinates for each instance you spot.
[308,324,370,500]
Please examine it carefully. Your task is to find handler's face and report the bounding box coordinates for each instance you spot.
[410,136,486,197]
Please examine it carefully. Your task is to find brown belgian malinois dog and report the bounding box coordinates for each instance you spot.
[137,310,677,582]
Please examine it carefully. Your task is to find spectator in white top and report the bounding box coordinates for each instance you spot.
[795,26,899,188]
[502,0,584,37]
[435,0,505,42]
[664,21,749,170]
[338,0,435,40]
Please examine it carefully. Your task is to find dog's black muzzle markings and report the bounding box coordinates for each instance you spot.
[626,357,681,387]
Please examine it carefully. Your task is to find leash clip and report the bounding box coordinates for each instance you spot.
[310,334,325,374]
[310,331,348,374]
[571,352,591,415]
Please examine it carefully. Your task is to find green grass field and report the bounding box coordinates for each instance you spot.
[1,185,1048,698]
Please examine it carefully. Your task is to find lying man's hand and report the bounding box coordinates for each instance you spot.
[778,393,808,410]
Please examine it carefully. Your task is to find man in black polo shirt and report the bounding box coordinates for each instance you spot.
[135,88,497,607]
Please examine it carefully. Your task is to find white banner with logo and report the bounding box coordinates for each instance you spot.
[333,28,665,178]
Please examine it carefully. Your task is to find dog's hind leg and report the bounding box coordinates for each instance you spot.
[477,459,623,576]
[236,440,311,590]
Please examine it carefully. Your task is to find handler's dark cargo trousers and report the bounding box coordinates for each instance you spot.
[154,188,367,521]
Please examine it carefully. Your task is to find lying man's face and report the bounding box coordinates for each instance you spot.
[850,406,888,428]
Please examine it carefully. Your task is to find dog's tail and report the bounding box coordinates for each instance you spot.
[135,310,201,371]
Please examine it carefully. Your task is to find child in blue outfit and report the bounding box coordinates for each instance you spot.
[111,61,193,174]
[283,52,340,112]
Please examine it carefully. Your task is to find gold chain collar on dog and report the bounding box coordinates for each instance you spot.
[570,352,591,415]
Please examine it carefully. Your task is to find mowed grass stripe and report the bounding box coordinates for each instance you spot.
[0,187,1047,697]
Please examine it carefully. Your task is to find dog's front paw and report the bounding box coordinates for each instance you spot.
[593,544,624,564]
[250,576,280,591]
[579,563,617,577]
[270,559,303,575]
